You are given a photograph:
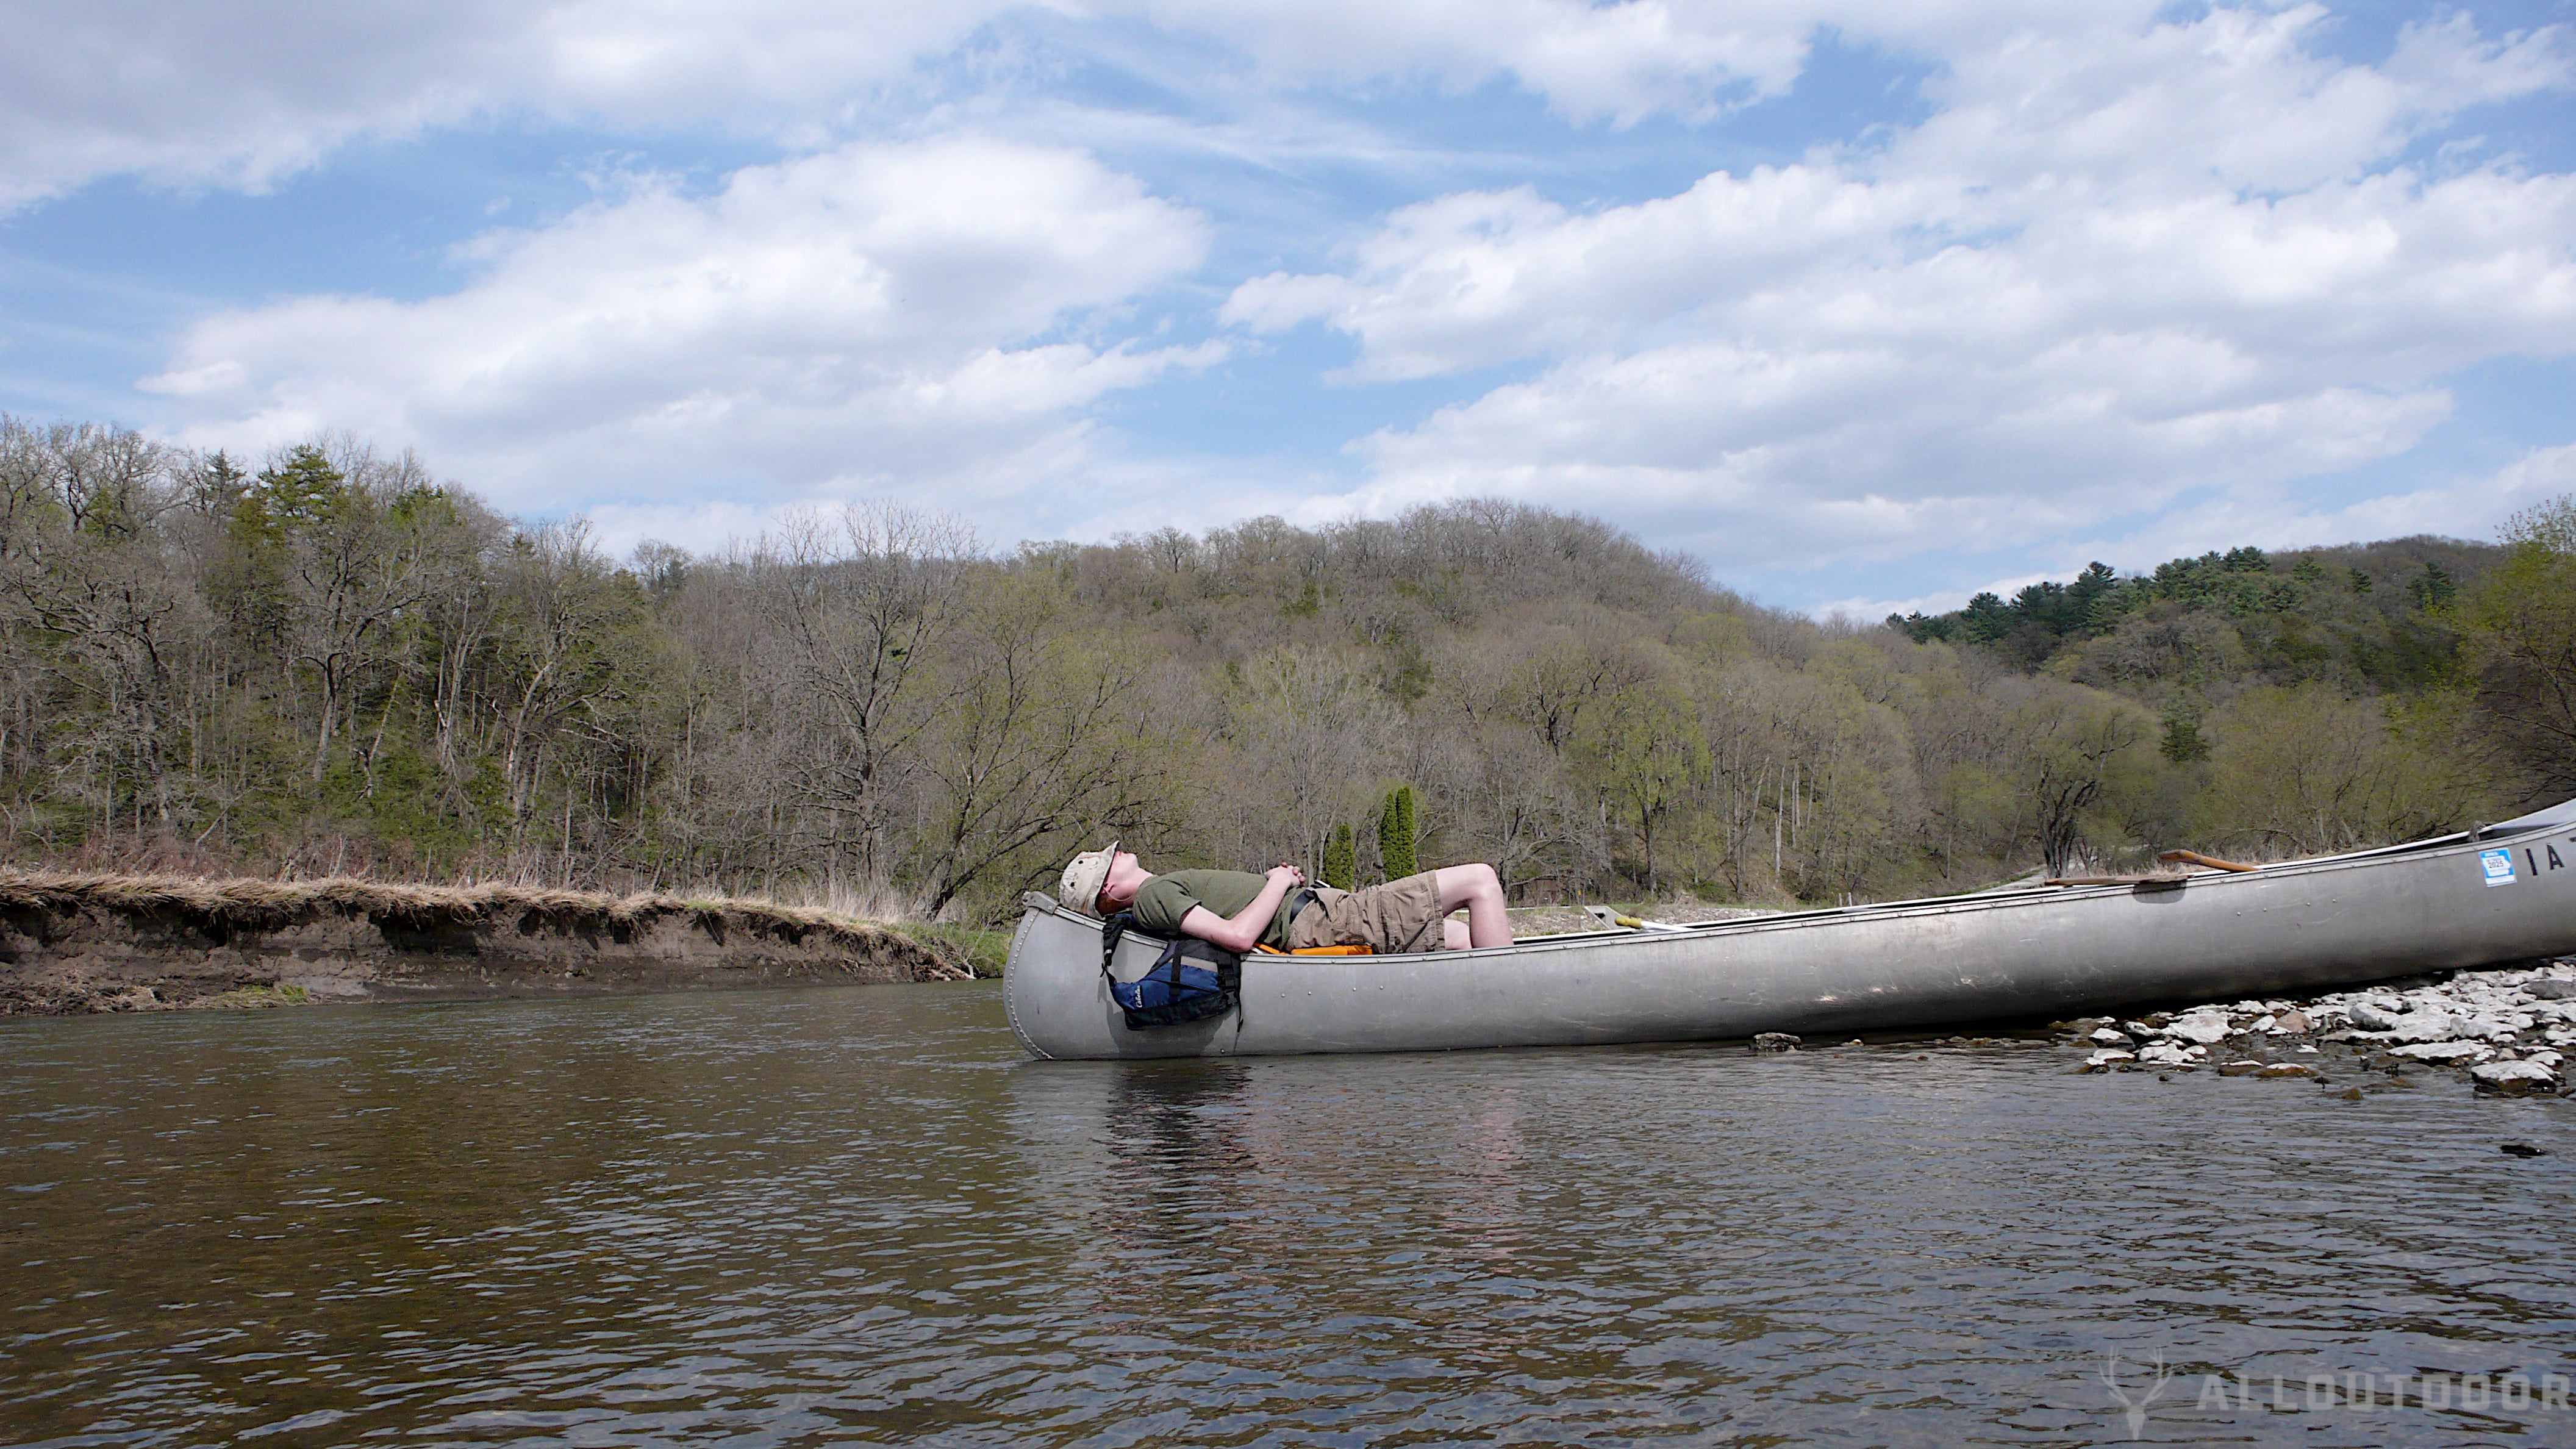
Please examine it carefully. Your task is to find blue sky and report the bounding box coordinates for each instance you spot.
[2,1,2572,617]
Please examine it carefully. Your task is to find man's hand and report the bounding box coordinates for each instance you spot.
[1181,864,1306,953]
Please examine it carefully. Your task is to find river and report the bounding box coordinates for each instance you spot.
[4,982,2572,1447]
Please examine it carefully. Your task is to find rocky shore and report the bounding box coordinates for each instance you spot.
[0,871,976,1016]
[2066,960,2576,1098]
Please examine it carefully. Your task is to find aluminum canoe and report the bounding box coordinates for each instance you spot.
[1001,800,2576,1059]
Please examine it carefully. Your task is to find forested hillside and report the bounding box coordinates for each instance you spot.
[6,416,2571,925]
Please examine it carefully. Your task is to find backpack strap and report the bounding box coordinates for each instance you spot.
[1098,911,1134,984]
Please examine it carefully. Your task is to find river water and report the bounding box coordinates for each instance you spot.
[3,983,2572,1447]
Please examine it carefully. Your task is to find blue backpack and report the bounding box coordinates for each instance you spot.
[1098,912,1241,1029]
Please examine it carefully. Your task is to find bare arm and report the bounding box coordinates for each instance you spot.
[1178,864,1303,953]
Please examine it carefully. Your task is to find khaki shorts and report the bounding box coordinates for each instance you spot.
[1286,871,1450,954]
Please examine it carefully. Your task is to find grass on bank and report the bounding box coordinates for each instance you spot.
[0,869,981,980]
[911,924,1011,979]
[207,982,312,1009]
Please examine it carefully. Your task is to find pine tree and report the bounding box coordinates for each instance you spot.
[2159,712,2209,764]
[256,445,349,526]
[1322,821,1355,890]
[2410,560,2456,609]
[1378,785,1417,881]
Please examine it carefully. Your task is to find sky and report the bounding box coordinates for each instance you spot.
[2,1,2572,617]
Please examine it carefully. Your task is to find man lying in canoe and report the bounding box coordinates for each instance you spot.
[1059,843,1514,954]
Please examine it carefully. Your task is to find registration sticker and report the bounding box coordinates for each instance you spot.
[2481,848,2517,887]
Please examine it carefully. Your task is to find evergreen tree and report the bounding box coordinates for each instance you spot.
[1322,821,1355,890]
[1377,785,1417,881]
[2410,560,2456,609]
[2159,711,2210,764]
[256,445,349,526]
[1959,592,2011,643]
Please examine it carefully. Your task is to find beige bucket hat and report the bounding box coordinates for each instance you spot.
[1059,840,1120,917]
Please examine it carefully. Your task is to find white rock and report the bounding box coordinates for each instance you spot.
[2084,1050,2136,1068]
[2348,1003,2399,1032]
[2530,1050,2565,1070]
[2388,1014,2460,1043]
[2163,1016,2233,1045]
[2391,1041,2489,1062]
[2250,1014,2277,1032]
[2136,1043,2195,1066]
[2472,1060,2558,1091]
[2088,1027,2133,1046]
[2297,1043,2320,1053]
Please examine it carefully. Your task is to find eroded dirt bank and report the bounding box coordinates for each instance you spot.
[0,872,975,1015]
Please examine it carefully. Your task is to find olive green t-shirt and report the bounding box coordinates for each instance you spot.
[1130,869,1292,950]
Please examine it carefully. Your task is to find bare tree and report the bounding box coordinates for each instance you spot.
[751,503,978,884]
[1575,679,1705,893]
[1226,645,1400,871]
[485,518,659,843]
[251,442,448,779]
[911,572,1159,918]
[0,423,196,832]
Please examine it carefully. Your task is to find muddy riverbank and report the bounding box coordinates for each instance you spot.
[0,871,975,1015]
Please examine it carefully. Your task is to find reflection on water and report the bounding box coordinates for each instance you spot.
[4,983,2572,1447]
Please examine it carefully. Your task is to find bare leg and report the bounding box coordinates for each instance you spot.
[1433,864,1512,948]
[1443,918,1471,951]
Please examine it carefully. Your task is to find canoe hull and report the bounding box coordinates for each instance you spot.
[1003,815,2576,1059]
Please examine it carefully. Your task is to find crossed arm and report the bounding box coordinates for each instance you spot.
[1178,864,1305,953]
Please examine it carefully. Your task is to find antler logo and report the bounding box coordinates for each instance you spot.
[2102,1350,2174,1439]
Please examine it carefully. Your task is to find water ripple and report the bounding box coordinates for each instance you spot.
[3,985,2571,1446]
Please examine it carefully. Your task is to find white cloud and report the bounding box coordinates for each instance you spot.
[0,0,1864,208]
[1811,442,2576,620]
[2,0,2261,210]
[1227,5,2575,585]
[1225,167,1937,379]
[1120,0,1816,123]
[1897,5,2571,197]
[0,0,1027,209]
[26,0,2576,605]
[144,137,1215,524]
